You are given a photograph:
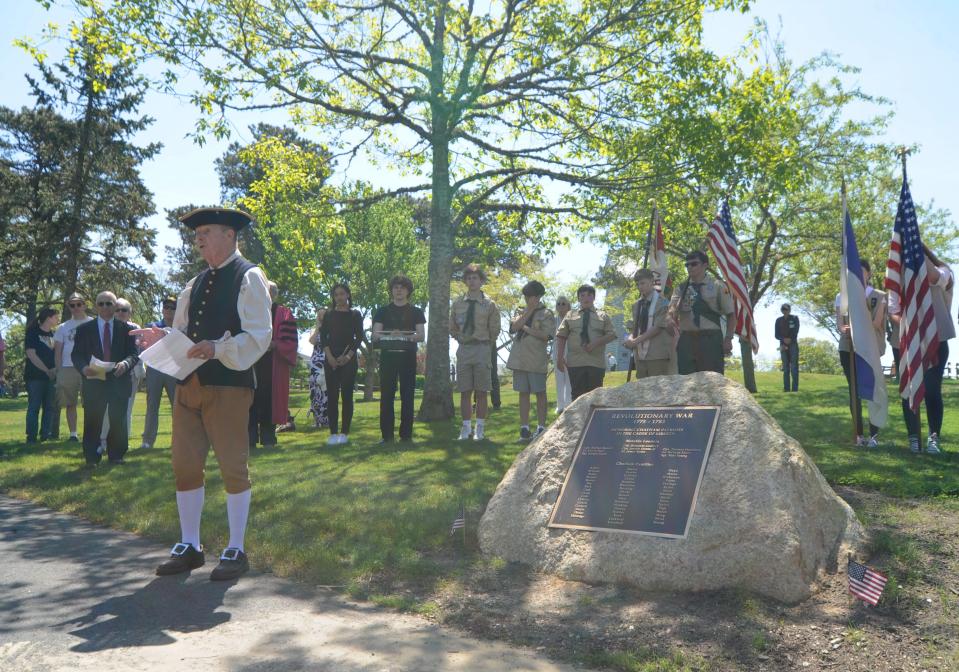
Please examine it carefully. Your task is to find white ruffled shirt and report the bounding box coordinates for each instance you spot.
[172,249,273,371]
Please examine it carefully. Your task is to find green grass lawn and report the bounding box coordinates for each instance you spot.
[0,371,956,591]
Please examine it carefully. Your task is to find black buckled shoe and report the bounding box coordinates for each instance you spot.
[210,547,249,581]
[156,542,205,576]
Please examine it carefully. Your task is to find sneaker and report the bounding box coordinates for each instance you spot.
[210,548,249,581]
[97,442,106,455]
[535,425,546,438]
[908,436,920,454]
[458,425,472,441]
[927,433,941,455]
[68,435,79,443]
[156,542,205,576]
[139,442,152,450]
[520,426,531,440]
[866,435,879,449]
[474,424,485,441]
[339,434,349,445]
[327,434,340,446]
[854,435,866,447]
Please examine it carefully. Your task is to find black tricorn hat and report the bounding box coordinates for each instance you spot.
[178,207,253,231]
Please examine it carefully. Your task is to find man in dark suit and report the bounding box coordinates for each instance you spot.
[71,290,140,466]
[774,303,801,392]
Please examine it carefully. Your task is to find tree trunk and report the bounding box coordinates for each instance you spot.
[739,339,757,393]
[417,3,455,421]
[62,70,98,302]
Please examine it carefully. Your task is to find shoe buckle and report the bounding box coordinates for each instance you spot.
[220,548,240,561]
[171,542,190,556]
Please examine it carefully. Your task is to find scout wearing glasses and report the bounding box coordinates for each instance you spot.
[133,207,272,582]
[667,250,735,375]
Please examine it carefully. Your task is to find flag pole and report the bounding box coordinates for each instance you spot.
[628,202,657,383]
[842,179,863,443]
[897,146,922,449]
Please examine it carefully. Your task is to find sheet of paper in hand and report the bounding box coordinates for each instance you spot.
[87,357,116,381]
[138,329,206,381]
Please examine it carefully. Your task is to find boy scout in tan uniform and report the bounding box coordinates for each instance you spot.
[450,264,500,440]
[624,269,674,378]
[506,280,554,440]
[667,250,735,375]
[555,284,617,400]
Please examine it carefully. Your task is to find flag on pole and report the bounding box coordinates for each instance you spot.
[650,210,669,293]
[885,173,940,412]
[840,197,888,428]
[706,201,759,353]
[449,505,465,535]
[847,558,888,606]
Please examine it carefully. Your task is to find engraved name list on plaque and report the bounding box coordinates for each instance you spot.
[548,406,720,538]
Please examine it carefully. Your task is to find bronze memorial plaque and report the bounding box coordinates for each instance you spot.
[548,406,720,538]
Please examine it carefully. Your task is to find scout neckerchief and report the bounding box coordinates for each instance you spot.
[514,304,545,341]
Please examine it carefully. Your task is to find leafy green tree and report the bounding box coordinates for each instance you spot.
[13,3,162,316]
[103,0,745,419]
[796,337,842,376]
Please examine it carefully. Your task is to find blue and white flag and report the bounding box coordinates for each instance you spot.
[839,198,888,428]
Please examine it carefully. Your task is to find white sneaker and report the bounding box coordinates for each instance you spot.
[139,442,152,450]
[866,435,879,449]
[854,435,866,447]
[927,433,941,455]
[327,434,340,446]
[339,434,349,445]
[458,425,472,441]
[473,424,485,441]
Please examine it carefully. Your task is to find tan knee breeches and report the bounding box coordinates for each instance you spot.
[171,375,254,493]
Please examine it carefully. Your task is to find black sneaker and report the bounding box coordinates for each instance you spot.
[520,426,532,440]
[68,436,79,443]
[210,548,249,581]
[156,543,205,576]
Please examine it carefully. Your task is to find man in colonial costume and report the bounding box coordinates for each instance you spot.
[135,207,272,580]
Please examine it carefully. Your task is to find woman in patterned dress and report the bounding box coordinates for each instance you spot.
[308,309,330,428]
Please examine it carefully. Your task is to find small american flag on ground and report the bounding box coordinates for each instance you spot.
[706,200,759,353]
[848,558,888,606]
[450,506,465,535]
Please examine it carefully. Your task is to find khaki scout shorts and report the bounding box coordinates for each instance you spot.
[55,367,83,406]
[512,370,547,393]
[456,342,492,392]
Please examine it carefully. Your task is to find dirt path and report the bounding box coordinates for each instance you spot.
[0,495,578,672]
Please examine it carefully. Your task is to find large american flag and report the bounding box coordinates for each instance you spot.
[707,201,759,353]
[848,558,888,606]
[885,173,939,412]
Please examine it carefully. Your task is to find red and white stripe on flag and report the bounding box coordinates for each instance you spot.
[847,558,888,606]
[885,175,939,412]
[706,204,759,353]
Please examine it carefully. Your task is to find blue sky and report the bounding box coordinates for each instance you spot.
[2,0,956,359]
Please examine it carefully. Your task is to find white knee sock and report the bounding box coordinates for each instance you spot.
[176,486,205,548]
[226,489,252,552]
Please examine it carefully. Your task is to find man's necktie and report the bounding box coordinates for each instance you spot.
[102,321,112,360]
[463,299,477,335]
[580,309,591,346]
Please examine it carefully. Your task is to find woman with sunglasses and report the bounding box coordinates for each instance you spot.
[24,307,60,443]
[552,296,572,412]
